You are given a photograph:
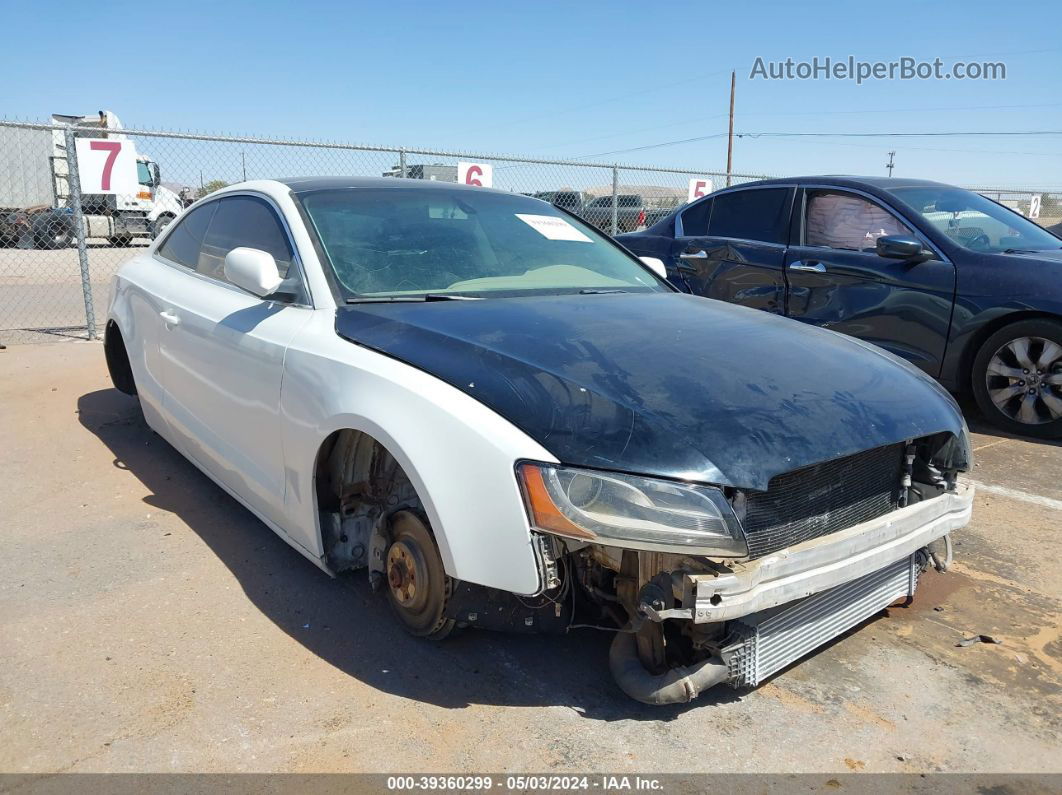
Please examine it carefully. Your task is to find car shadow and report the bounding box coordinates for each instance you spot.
[77,387,742,720]
[956,394,1062,448]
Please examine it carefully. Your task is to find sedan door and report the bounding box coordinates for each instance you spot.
[668,186,794,314]
[152,193,312,527]
[784,188,956,377]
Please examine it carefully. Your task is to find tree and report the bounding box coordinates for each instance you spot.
[197,179,229,199]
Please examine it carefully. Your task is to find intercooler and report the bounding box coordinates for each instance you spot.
[722,554,919,688]
[743,443,906,558]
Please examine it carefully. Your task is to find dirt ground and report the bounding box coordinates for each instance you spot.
[1,342,1059,774]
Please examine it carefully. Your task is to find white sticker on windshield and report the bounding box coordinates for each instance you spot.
[515,213,593,243]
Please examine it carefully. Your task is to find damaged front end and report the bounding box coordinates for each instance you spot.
[518,432,973,705]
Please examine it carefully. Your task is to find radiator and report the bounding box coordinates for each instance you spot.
[723,555,918,688]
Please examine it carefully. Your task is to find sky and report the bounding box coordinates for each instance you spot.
[3,0,1061,188]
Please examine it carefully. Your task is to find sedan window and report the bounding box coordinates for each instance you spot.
[679,198,712,237]
[890,186,1062,253]
[156,201,218,269]
[805,191,914,251]
[197,195,295,284]
[707,188,790,244]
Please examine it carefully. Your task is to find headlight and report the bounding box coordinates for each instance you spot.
[517,462,747,557]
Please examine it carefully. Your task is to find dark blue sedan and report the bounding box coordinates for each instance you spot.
[617,177,1062,438]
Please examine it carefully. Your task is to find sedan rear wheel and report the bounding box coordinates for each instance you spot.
[972,319,1062,439]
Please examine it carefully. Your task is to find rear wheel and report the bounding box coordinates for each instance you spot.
[32,214,73,249]
[151,214,175,240]
[384,510,456,640]
[972,319,1062,439]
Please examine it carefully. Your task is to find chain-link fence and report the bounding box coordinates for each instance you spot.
[2,117,1059,345]
[965,187,1062,231]
[0,118,772,344]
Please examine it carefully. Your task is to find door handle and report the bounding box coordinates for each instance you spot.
[789,261,826,273]
[159,310,180,326]
[679,250,708,260]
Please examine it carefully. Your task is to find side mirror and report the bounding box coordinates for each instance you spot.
[876,235,930,262]
[639,256,668,280]
[224,247,282,297]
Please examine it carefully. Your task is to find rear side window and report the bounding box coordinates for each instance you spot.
[707,188,791,244]
[679,198,713,237]
[197,195,295,283]
[156,202,217,268]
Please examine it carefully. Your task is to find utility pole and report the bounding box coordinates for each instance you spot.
[241,151,247,181]
[726,70,736,187]
[886,151,895,177]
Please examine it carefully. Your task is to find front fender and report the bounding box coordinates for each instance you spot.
[279,313,557,595]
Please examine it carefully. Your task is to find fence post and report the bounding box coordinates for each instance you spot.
[399,148,407,179]
[610,165,619,236]
[63,125,96,340]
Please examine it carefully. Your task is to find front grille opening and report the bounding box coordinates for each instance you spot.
[742,443,906,559]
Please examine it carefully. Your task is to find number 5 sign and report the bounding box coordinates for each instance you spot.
[74,138,138,195]
[458,162,493,188]
[687,178,713,203]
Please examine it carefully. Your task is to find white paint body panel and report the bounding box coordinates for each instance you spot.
[107,180,557,595]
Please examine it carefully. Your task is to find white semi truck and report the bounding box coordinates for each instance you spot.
[0,111,183,248]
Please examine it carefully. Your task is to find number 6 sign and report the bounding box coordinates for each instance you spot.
[458,162,493,188]
[74,137,138,195]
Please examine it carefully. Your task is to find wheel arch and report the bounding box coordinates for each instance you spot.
[956,310,1062,393]
[309,423,456,578]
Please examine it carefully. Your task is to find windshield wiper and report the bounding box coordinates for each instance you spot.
[1002,248,1053,254]
[346,293,481,304]
[579,288,628,295]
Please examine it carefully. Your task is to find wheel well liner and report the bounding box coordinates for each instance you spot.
[313,428,425,572]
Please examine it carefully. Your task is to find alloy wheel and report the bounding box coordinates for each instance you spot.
[985,336,1062,425]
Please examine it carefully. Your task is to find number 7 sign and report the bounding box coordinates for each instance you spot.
[74,138,138,195]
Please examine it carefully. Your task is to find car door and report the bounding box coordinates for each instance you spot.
[152,193,313,527]
[784,187,956,377]
[669,186,794,313]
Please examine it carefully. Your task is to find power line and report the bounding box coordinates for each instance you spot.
[573,129,1062,160]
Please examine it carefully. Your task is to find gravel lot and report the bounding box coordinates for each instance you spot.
[1,342,1059,774]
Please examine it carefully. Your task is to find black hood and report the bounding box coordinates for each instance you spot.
[336,293,968,490]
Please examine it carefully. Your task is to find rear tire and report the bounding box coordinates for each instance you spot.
[971,318,1062,439]
[383,510,456,640]
[32,214,73,249]
[151,214,175,240]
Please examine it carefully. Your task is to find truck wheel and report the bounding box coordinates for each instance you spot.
[383,510,456,640]
[151,215,175,240]
[972,318,1062,439]
[32,215,73,249]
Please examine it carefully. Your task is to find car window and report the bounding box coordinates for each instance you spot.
[679,198,713,237]
[197,195,295,283]
[805,191,914,251]
[889,186,1062,253]
[298,188,667,298]
[707,188,790,244]
[156,201,218,269]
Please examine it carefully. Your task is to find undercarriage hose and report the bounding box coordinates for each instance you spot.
[608,628,730,705]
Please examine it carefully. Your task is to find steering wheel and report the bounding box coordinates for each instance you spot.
[967,233,992,250]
